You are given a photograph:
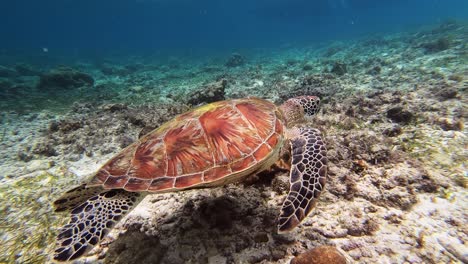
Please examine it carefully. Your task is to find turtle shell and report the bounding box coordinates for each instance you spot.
[89,98,285,192]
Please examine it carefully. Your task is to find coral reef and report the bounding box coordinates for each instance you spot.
[225,53,246,67]
[100,63,130,76]
[186,79,227,105]
[0,65,18,78]
[386,106,414,124]
[14,63,41,76]
[37,67,94,90]
[290,246,348,264]
[330,61,347,76]
[0,21,466,264]
[422,37,451,53]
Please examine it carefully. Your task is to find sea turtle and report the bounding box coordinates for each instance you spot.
[53,96,327,261]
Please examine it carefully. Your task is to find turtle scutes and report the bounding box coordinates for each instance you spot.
[52,96,327,261]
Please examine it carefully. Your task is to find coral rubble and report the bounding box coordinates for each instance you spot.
[0,21,466,264]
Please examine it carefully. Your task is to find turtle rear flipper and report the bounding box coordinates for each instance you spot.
[278,127,327,232]
[54,189,143,261]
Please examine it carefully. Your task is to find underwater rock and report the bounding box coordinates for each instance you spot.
[225,53,246,67]
[362,37,390,47]
[324,45,343,57]
[330,61,347,76]
[369,144,391,163]
[101,103,128,112]
[382,125,402,137]
[286,59,300,66]
[345,218,379,236]
[99,62,131,76]
[32,141,58,157]
[48,119,83,133]
[128,85,145,93]
[123,63,144,73]
[385,190,418,210]
[0,65,18,77]
[271,174,289,194]
[105,229,165,264]
[291,246,348,264]
[422,37,450,53]
[138,126,156,138]
[433,85,458,100]
[25,159,53,173]
[201,65,222,73]
[187,79,227,105]
[302,64,313,71]
[253,232,269,243]
[197,196,238,230]
[105,184,275,263]
[415,174,439,193]
[14,63,41,76]
[435,117,463,131]
[386,106,414,124]
[17,149,33,162]
[367,65,381,75]
[37,67,94,90]
[118,135,135,148]
[330,130,394,165]
[0,78,13,90]
[448,74,463,82]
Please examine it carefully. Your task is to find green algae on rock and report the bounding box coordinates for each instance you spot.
[0,171,76,263]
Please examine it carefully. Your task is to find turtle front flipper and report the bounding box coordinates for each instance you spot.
[53,184,104,212]
[54,189,143,261]
[278,127,327,232]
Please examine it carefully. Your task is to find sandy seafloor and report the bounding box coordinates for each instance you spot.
[0,22,467,264]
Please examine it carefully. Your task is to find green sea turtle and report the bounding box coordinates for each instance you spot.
[53,96,328,261]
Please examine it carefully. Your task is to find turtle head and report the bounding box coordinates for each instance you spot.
[280,96,320,126]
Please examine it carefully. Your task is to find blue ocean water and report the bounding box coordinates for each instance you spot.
[1,0,467,60]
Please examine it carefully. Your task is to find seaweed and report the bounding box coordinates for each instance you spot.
[0,173,75,263]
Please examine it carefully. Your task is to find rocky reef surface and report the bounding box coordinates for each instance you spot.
[0,21,467,263]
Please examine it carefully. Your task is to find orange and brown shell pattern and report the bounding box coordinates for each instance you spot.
[88,98,285,192]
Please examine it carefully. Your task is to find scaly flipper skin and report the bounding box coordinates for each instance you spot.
[54,189,142,261]
[278,127,327,232]
[53,184,104,212]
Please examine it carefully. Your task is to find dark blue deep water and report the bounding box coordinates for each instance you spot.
[1,0,467,59]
